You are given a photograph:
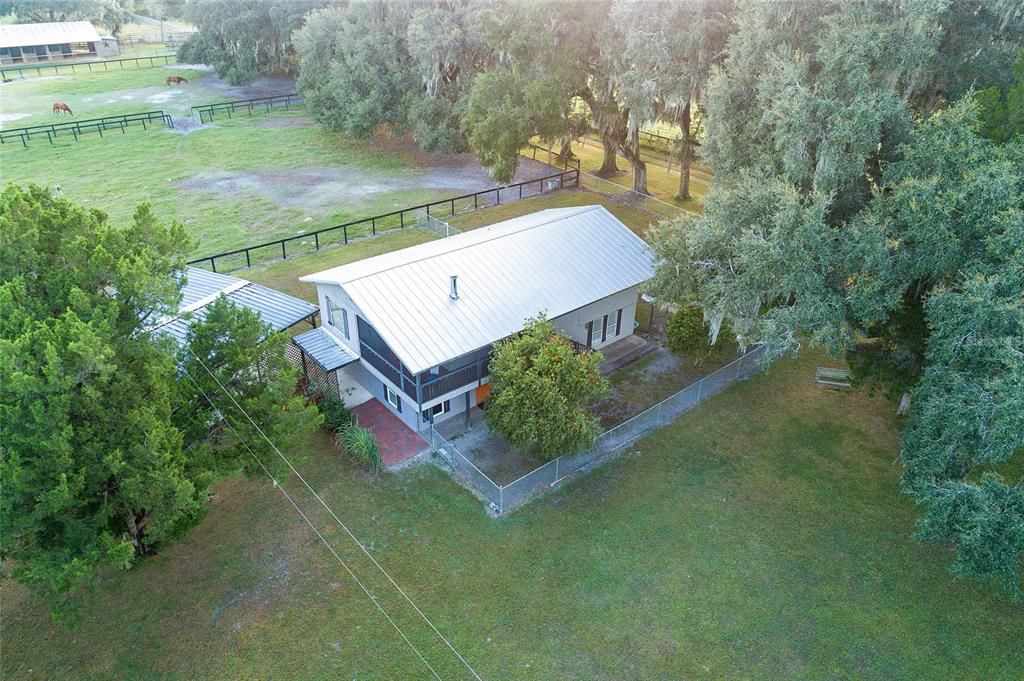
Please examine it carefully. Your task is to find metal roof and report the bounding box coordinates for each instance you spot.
[153,267,318,348]
[0,22,101,49]
[292,327,359,371]
[301,206,655,374]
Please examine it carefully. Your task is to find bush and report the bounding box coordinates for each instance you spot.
[665,305,738,363]
[318,397,353,432]
[335,423,382,474]
[485,316,609,459]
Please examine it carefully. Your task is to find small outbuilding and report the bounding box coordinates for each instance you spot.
[0,21,119,64]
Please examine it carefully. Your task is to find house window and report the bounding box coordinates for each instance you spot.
[421,400,451,421]
[326,296,350,339]
[590,315,609,344]
[607,310,620,338]
[385,385,401,411]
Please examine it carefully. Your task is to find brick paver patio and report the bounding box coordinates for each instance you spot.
[351,399,428,468]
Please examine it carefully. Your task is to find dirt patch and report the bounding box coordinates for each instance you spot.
[0,112,30,127]
[167,115,205,135]
[258,116,314,128]
[176,155,561,215]
[146,88,187,104]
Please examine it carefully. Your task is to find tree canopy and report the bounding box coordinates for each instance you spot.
[0,184,319,619]
[178,0,328,85]
[486,317,609,459]
[0,0,134,36]
[647,0,1024,597]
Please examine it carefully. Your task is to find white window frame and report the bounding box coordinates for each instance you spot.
[385,385,401,410]
[421,400,450,421]
[326,296,350,340]
[607,312,619,338]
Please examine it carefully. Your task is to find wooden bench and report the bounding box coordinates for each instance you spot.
[815,367,851,389]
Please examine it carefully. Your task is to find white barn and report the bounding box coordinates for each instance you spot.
[0,21,119,64]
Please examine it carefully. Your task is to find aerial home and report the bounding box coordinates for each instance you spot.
[0,21,119,64]
[296,205,656,436]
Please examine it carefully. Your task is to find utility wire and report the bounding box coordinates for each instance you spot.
[181,366,443,680]
[184,348,485,681]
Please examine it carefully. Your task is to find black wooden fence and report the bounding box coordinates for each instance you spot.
[191,94,303,124]
[0,53,177,80]
[0,111,174,147]
[187,160,580,274]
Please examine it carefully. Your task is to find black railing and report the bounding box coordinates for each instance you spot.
[0,111,174,147]
[191,93,304,124]
[186,164,580,273]
[422,363,485,403]
[568,338,592,354]
[0,53,176,79]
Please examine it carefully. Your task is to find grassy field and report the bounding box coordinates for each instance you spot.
[4,350,1022,680]
[1,68,559,259]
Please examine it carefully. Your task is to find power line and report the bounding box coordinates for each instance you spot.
[184,348,485,681]
[180,366,443,681]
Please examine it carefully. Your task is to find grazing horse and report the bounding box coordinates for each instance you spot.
[165,76,188,86]
[52,102,73,116]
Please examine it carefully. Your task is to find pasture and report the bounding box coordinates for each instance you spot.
[0,67,556,258]
[3,349,1022,680]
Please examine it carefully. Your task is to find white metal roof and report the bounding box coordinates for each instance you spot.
[153,267,318,348]
[301,206,655,374]
[0,22,101,49]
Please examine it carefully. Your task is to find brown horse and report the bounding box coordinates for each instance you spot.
[52,102,73,116]
[165,76,188,86]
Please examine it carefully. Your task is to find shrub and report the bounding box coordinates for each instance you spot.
[318,397,353,432]
[486,316,609,459]
[335,423,382,474]
[665,305,738,363]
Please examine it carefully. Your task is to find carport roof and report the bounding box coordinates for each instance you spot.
[153,267,318,348]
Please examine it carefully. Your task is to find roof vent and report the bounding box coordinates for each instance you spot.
[449,275,459,300]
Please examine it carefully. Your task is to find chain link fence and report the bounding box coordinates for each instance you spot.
[429,344,767,514]
[415,210,460,239]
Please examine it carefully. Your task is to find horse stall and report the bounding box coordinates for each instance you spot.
[0,21,116,65]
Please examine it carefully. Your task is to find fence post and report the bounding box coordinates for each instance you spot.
[245,250,251,268]
[372,217,376,235]
[314,232,319,250]
[281,241,286,260]
[343,225,348,244]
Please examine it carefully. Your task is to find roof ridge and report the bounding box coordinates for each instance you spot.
[327,205,601,286]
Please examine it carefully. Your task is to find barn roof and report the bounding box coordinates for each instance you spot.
[152,267,318,348]
[0,21,101,49]
[300,206,655,374]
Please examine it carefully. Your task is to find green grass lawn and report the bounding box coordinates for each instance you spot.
[4,350,1022,680]
[2,68,564,262]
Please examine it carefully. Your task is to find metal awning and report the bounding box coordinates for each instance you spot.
[292,327,359,372]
